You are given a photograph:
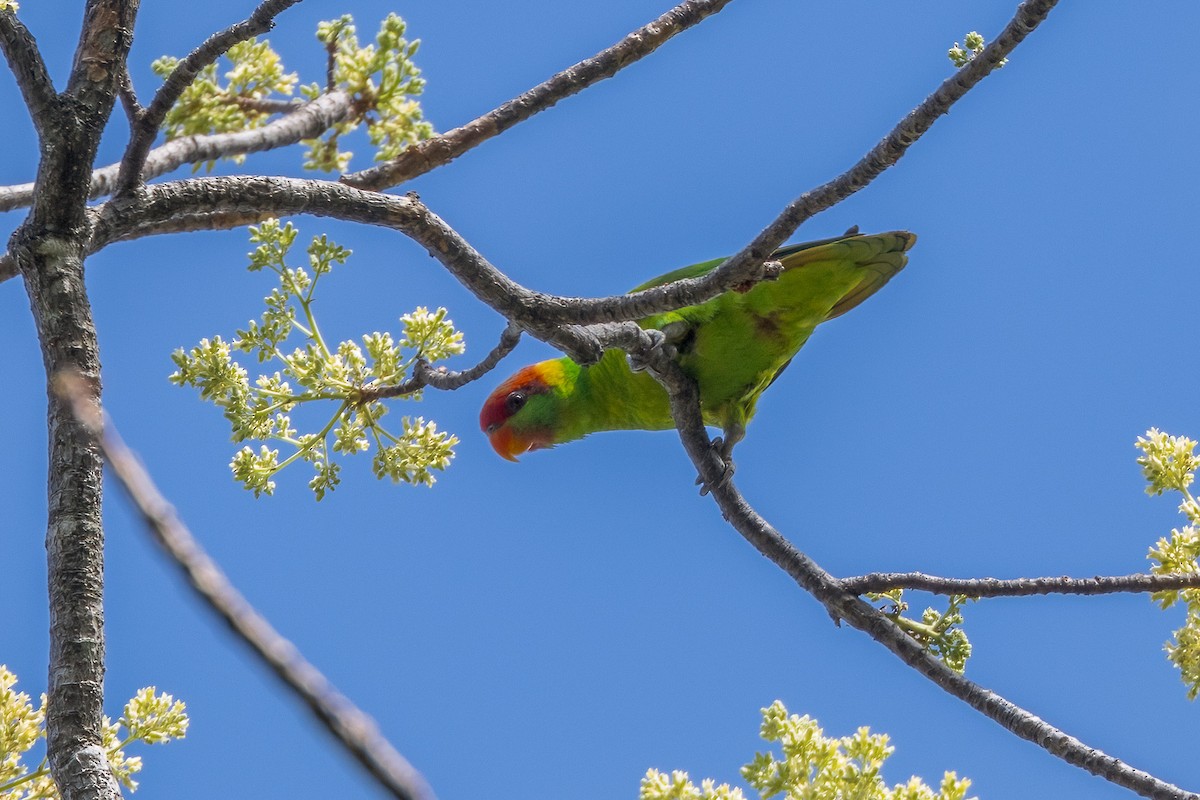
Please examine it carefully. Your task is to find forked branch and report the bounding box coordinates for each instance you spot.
[116,0,303,194]
[640,345,1197,800]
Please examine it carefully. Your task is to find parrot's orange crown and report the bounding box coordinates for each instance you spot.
[479,364,557,461]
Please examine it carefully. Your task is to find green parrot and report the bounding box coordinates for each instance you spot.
[480,229,915,461]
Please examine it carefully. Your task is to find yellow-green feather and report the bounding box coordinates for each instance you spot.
[527,231,915,446]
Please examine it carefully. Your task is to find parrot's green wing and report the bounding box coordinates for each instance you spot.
[628,231,872,293]
[631,230,916,453]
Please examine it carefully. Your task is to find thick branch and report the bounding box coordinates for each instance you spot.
[342,0,737,191]
[0,91,356,214]
[14,239,116,800]
[17,4,138,798]
[116,0,301,194]
[0,10,56,134]
[65,0,138,122]
[53,178,781,332]
[842,571,1200,598]
[55,374,436,800]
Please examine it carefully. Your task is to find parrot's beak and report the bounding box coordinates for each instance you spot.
[487,425,530,462]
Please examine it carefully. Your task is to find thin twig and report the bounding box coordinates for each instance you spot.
[53,373,437,800]
[233,96,306,115]
[365,323,522,401]
[115,0,302,195]
[842,571,1200,598]
[0,9,57,135]
[116,64,143,124]
[324,32,337,92]
[342,0,737,191]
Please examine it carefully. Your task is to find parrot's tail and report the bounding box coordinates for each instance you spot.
[774,230,916,321]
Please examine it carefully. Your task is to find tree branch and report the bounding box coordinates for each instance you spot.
[842,571,1200,598]
[53,179,783,332]
[233,96,306,115]
[365,323,522,400]
[53,373,437,800]
[635,342,1197,800]
[580,12,1199,796]
[341,0,737,191]
[348,0,1057,326]
[65,0,138,121]
[17,4,138,798]
[116,63,142,124]
[633,0,1063,325]
[0,9,56,135]
[24,243,117,800]
[0,91,356,215]
[115,0,302,195]
[0,1,1060,325]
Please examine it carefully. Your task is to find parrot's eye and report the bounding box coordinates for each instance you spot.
[505,391,527,414]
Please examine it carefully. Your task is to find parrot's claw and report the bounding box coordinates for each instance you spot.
[626,329,672,373]
[695,436,736,495]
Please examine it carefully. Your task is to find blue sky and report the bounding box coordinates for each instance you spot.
[3,1,1199,798]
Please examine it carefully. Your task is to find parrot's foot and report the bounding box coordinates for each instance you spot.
[695,436,736,495]
[625,329,672,373]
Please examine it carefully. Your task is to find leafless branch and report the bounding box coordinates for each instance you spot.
[233,96,306,114]
[116,0,302,195]
[346,0,1057,327]
[21,178,776,336]
[53,372,437,800]
[341,0,737,191]
[842,571,1200,598]
[0,91,357,214]
[116,64,142,124]
[664,0,1063,321]
[0,10,56,134]
[633,341,1197,800]
[365,323,522,401]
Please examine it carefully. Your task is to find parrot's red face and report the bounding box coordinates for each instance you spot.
[479,365,556,461]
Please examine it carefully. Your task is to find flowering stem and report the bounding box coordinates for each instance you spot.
[360,402,399,445]
[891,615,940,640]
[0,767,45,793]
[297,295,330,360]
[270,400,348,474]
